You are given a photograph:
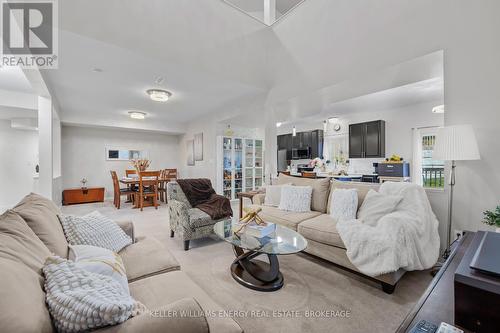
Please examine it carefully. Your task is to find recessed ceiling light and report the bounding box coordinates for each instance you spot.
[128,111,146,120]
[276,122,282,128]
[328,117,339,123]
[432,105,445,114]
[146,89,172,102]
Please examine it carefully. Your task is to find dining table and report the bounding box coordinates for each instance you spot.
[119,176,172,208]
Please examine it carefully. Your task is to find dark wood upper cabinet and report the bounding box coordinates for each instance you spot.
[349,120,385,158]
[277,129,324,160]
[349,123,365,158]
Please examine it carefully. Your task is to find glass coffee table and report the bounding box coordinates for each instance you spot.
[213,218,307,292]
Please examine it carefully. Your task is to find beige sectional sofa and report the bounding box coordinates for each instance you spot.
[0,193,242,333]
[250,174,405,294]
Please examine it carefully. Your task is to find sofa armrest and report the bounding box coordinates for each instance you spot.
[115,220,135,243]
[168,200,190,233]
[96,298,209,333]
[252,193,265,205]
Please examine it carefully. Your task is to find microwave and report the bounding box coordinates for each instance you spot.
[292,147,311,160]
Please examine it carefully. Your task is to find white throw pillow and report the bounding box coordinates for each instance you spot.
[59,211,132,253]
[329,188,358,222]
[278,185,313,212]
[357,189,403,226]
[43,256,144,333]
[264,184,290,207]
[69,244,129,294]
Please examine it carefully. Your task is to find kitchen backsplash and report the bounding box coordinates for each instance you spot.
[348,158,384,174]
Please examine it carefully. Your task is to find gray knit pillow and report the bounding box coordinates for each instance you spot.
[59,211,132,253]
[43,256,144,333]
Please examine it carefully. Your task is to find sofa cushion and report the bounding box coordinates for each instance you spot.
[13,193,69,258]
[248,204,321,231]
[327,180,380,215]
[119,236,180,282]
[298,214,346,249]
[0,210,52,273]
[43,256,141,332]
[129,271,242,333]
[275,174,331,213]
[0,210,53,333]
[95,298,209,333]
[0,258,54,333]
[188,208,217,228]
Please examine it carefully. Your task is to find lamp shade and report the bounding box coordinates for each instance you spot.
[433,125,481,161]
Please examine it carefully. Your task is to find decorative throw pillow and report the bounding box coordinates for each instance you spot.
[59,211,132,253]
[329,189,358,222]
[264,184,290,207]
[278,185,313,212]
[69,245,129,294]
[357,189,403,226]
[43,256,144,333]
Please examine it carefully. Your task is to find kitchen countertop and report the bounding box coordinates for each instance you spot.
[289,172,378,179]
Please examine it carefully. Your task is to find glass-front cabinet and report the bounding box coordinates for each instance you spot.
[217,136,264,200]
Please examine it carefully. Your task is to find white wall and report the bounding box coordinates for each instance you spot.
[61,126,180,200]
[0,120,38,211]
[269,0,500,235]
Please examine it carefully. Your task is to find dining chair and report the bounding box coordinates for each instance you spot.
[134,170,160,211]
[110,171,136,209]
[157,168,178,202]
[160,169,178,203]
[125,169,137,177]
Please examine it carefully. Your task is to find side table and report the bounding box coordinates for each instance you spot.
[236,191,260,218]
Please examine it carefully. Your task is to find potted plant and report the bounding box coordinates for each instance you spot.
[482,205,500,232]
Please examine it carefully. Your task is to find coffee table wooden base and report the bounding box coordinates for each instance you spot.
[231,246,284,292]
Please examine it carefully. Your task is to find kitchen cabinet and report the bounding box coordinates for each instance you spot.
[349,120,385,158]
[277,129,324,160]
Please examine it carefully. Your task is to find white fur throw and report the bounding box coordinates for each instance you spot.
[278,185,312,212]
[357,189,403,226]
[59,211,132,253]
[337,182,440,276]
[329,188,358,222]
[69,245,129,294]
[43,256,144,333]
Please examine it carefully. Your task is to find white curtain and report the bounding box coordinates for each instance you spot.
[412,128,423,185]
[323,137,330,161]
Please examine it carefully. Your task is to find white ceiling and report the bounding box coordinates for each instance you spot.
[0,66,34,94]
[41,0,272,133]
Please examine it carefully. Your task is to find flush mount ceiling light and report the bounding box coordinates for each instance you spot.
[328,117,339,123]
[128,111,146,120]
[432,105,445,114]
[146,89,172,102]
[276,122,282,128]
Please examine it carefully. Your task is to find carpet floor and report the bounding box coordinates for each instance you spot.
[62,200,432,333]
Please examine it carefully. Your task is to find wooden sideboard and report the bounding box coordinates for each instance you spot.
[62,187,105,205]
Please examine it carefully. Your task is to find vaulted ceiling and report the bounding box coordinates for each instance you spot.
[32,0,447,134]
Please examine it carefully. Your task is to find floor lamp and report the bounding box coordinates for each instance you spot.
[433,124,480,259]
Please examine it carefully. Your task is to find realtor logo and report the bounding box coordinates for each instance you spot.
[1,0,58,68]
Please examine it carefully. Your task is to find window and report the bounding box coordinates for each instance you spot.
[415,129,445,189]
